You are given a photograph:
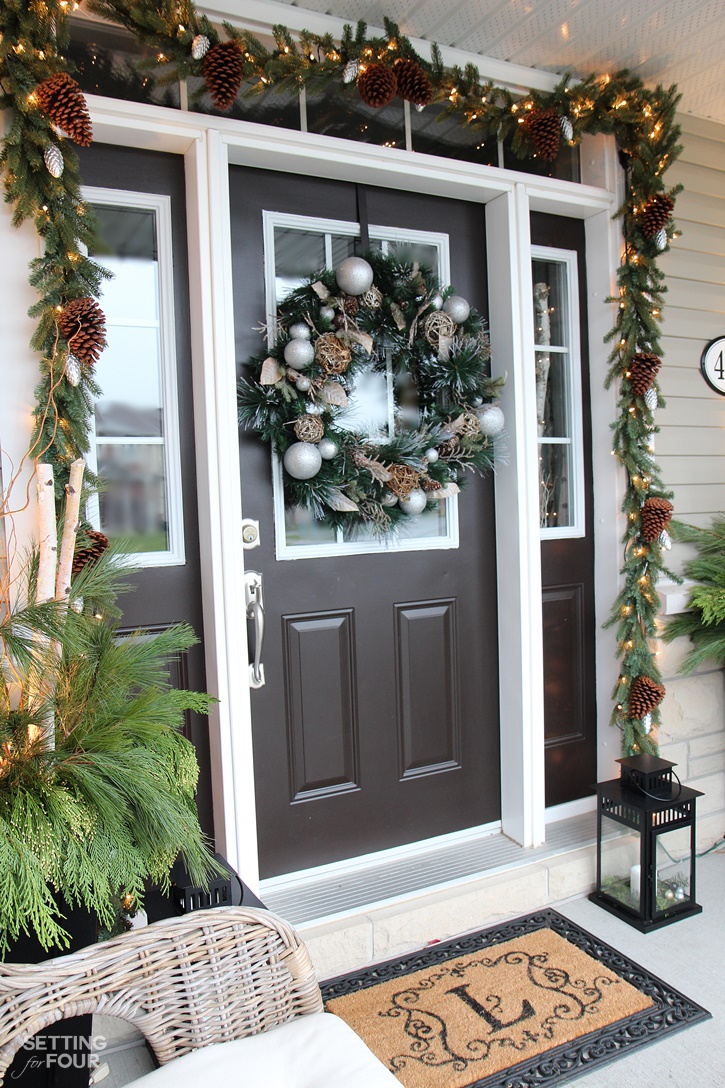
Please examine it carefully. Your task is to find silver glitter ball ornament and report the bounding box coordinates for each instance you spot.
[288,321,311,340]
[380,491,398,507]
[305,402,324,415]
[664,887,676,901]
[655,227,668,251]
[560,115,574,142]
[283,338,314,369]
[659,528,672,550]
[335,256,374,296]
[295,375,311,392]
[644,385,658,411]
[399,488,427,516]
[283,441,322,480]
[443,294,470,323]
[342,59,359,84]
[191,34,211,61]
[424,448,439,464]
[477,404,505,436]
[317,438,339,460]
[320,305,336,323]
[44,144,64,178]
[674,886,686,902]
[430,294,444,311]
[65,353,81,386]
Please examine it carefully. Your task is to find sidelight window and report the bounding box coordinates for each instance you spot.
[532,247,585,538]
[84,189,185,566]
[264,212,460,559]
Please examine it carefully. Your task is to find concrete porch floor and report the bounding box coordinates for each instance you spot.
[92,848,724,1087]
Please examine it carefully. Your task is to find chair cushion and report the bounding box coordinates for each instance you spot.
[130,1011,398,1087]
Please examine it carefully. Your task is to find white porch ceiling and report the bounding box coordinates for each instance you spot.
[271,0,725,124]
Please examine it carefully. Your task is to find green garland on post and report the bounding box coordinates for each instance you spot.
[1,2,684,755]
[238,252,504,536]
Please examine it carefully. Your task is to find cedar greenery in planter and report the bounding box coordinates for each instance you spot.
[663,517,725,673]
[0,460,216,957]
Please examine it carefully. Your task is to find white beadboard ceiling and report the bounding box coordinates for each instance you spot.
[268,0,725,123]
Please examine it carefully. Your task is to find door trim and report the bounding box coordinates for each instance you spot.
[81,93,623,893]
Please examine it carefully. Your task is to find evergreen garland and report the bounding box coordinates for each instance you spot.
[1,3,684,755]
[238,252,503,536]
[663,518,725,674]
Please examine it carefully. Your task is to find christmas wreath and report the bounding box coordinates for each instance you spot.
[238,252,505,537]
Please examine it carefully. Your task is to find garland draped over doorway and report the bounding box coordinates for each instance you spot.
[0,1,683,756]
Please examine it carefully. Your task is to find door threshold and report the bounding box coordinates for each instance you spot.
[261,811,597,927]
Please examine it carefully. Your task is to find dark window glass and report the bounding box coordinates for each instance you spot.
[68,19,179,108]
[411,102,498,167]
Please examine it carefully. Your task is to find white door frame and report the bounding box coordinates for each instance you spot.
[79,93,621,894]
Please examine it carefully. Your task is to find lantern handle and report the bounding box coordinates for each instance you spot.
[636,767,682,803]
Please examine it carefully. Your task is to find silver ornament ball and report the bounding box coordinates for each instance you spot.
[443,295,470,323]
[380,491,398,507]
[295,375,312,392]
[477,404,505,436]
[655,227,668,252]
[664,887,676,901]
[424,448,439,464]
[288,321,312,340]
[335,256,374,296]
[283,441,323,480]
[283,338,315,369]
[342,59,359,84]
[44,144,64,179]
[317,437,339,460]
[399,488,427,516]
[430,294,444,311]
[65,353,81,387]
[674,886,686,902]
[191,34,210,61]
[320,305,336,323]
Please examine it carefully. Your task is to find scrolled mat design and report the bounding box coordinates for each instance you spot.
[322,910,709,1088]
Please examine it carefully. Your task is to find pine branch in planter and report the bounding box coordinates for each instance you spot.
[663,518,725,674]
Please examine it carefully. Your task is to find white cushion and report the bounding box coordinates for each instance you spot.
[131,1012,398,1088]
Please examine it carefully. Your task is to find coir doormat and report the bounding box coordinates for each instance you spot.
[321,909,709,1088]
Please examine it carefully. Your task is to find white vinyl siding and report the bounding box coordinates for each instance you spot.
[658,115,725,564]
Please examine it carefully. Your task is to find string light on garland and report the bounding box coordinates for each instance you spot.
[1,2,683,756]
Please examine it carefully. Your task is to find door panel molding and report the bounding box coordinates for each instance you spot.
[394,600,461,779]
[542,584,585,745]
[283,610,360,801]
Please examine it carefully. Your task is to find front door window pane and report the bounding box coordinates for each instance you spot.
[532,251,584,537]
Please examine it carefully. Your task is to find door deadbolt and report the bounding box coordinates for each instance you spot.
[241,518,260,548]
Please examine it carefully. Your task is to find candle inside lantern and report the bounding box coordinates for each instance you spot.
[630,863,641,899]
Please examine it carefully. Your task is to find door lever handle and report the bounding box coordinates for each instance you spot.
[244,571,265,689]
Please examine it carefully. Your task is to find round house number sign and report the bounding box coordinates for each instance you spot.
[701,335,725,396]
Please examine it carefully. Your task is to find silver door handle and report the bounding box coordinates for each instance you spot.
[244,571,265,689]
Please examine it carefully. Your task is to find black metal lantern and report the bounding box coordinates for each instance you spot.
[589,754,703,932]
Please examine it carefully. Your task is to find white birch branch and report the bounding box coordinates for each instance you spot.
[36,463,57,605]
[55,458,85,604]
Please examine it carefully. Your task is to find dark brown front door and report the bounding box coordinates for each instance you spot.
[530,212,597,808]
[76,144,213,838]
[231,168,500,878]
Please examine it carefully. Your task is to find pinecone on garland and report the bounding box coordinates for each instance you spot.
[422,477,442,492]
[358,63,397,109]
[59,297,107,365]
[629,351,662,396]
[641,193,674,237]
[202,40,244,111]
[640,496,674,541]
[524,107,561,161]
[37,73,92,147]
[72,530,109,576]
[628,675,665,719]
[394,58,433,107]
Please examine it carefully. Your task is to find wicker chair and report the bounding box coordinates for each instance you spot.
[0,906,397,1087]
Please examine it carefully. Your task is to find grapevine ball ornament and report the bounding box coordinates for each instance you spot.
[37,73,92,147]
[238,249,504,538]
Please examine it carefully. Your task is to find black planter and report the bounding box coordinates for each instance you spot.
[4,902,97,1088]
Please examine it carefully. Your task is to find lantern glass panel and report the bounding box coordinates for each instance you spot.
[655,829,693,914]
[600,815,642,912]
